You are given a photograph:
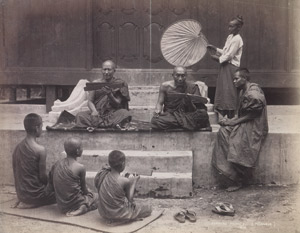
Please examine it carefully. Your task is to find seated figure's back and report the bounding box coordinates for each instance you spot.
[12,113,55,206]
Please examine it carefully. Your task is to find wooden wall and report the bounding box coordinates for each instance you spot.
[0,0,299,87]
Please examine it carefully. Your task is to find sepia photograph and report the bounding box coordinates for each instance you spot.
[0,0,299,232]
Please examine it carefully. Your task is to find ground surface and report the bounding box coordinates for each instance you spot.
[1,185,299,233]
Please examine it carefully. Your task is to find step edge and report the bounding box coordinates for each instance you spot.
[86,171,192,178]
[81,150,193,157]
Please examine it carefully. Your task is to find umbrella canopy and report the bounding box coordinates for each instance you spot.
[160,19,208,67]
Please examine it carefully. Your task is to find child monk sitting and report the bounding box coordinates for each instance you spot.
[50,137,98,216]
[94,150,152,222]
[12,113,56,208]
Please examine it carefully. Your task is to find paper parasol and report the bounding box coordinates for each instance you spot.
[160,19,208,67]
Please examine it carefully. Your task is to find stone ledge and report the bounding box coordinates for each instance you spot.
[0,130,299,188]
[77,150,193,173]
[86,171,193,198]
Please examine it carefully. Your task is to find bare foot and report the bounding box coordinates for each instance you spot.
[12,201,38,209]
[66,205,88,217]
[10,200,20,208]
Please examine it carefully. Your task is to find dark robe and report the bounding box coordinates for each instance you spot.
[212,83,269,182]
[76,77,131,128]
[214,61,238,112]
[94,167,152,221]
[12,139,56,206]
[151,81,210,130]
[50,158,97,214]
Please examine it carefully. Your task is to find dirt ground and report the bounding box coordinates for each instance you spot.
[0,184,299,233]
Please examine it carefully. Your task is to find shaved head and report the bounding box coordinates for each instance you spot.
[23,113,42,134]
[64,137,82,157]
[235,67,250,81]
[173,66,187,75]
[172,66,187,86]
[102,60,116,70]
[108,150,125,171]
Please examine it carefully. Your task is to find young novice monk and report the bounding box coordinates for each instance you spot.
[12,113,56,208]
[50,137,98,216]
[94,150,152,222]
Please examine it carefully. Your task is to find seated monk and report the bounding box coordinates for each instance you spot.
[94,150,152,222]
[12,113,56,208]
[212,68,269,192]
[50,137,98,216]
[151,66,210,130]
[75,60,132,129]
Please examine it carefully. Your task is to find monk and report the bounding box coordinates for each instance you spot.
[50,137,98,216]
[151,66,210,130]
[212,68,268,191]
[12,113,56,208]
[75,60,132,129]
[94,150,152,222]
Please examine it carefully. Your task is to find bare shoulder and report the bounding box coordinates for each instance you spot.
[75,161,85,171]
[161,81,174,90]
[92,78,103,83]
[30,141,46,157]
[72,161,86,176]
[117,176,130,189]
[161,80,173,87]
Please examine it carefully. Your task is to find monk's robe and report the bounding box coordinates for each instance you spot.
[12,139,56,206]
[212,83,269,182]
[94,167,152,221]
[76,77,132,128]
[51,158,98,214]
[151,81,210,130]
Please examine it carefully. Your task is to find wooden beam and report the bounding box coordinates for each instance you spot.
[0,69,299,88]
[46,86,56,113]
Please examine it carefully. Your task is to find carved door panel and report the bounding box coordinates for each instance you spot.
[117,0,143,68]
[141,0,166,68]
[93,0,118,68]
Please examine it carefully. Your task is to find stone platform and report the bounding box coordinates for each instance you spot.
[79,150,193,197]
[0,104,300,197]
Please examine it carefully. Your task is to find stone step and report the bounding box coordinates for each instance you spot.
[86,171,193,198]
[128,86,211,107]
[78,150,193,173]
[129,106,217,124]
[48,104,215,123]
[0,104,46,114]
[129,86,159,107]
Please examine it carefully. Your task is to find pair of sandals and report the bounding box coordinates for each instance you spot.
[174,210,196,223]
[212,202,235,216]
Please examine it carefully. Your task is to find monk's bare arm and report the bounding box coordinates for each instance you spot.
[124,175,140,203]
[107,91,122,106]
[79,165,89,195]
[154,85,166,115]
[38,147,48,185]
[75,163,89,195]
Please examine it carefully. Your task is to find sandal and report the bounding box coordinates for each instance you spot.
[87,127,95,132]
[174,211,186,223]
[212,202,235,216]
[226,185,242,192]
[185,210,196,222]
